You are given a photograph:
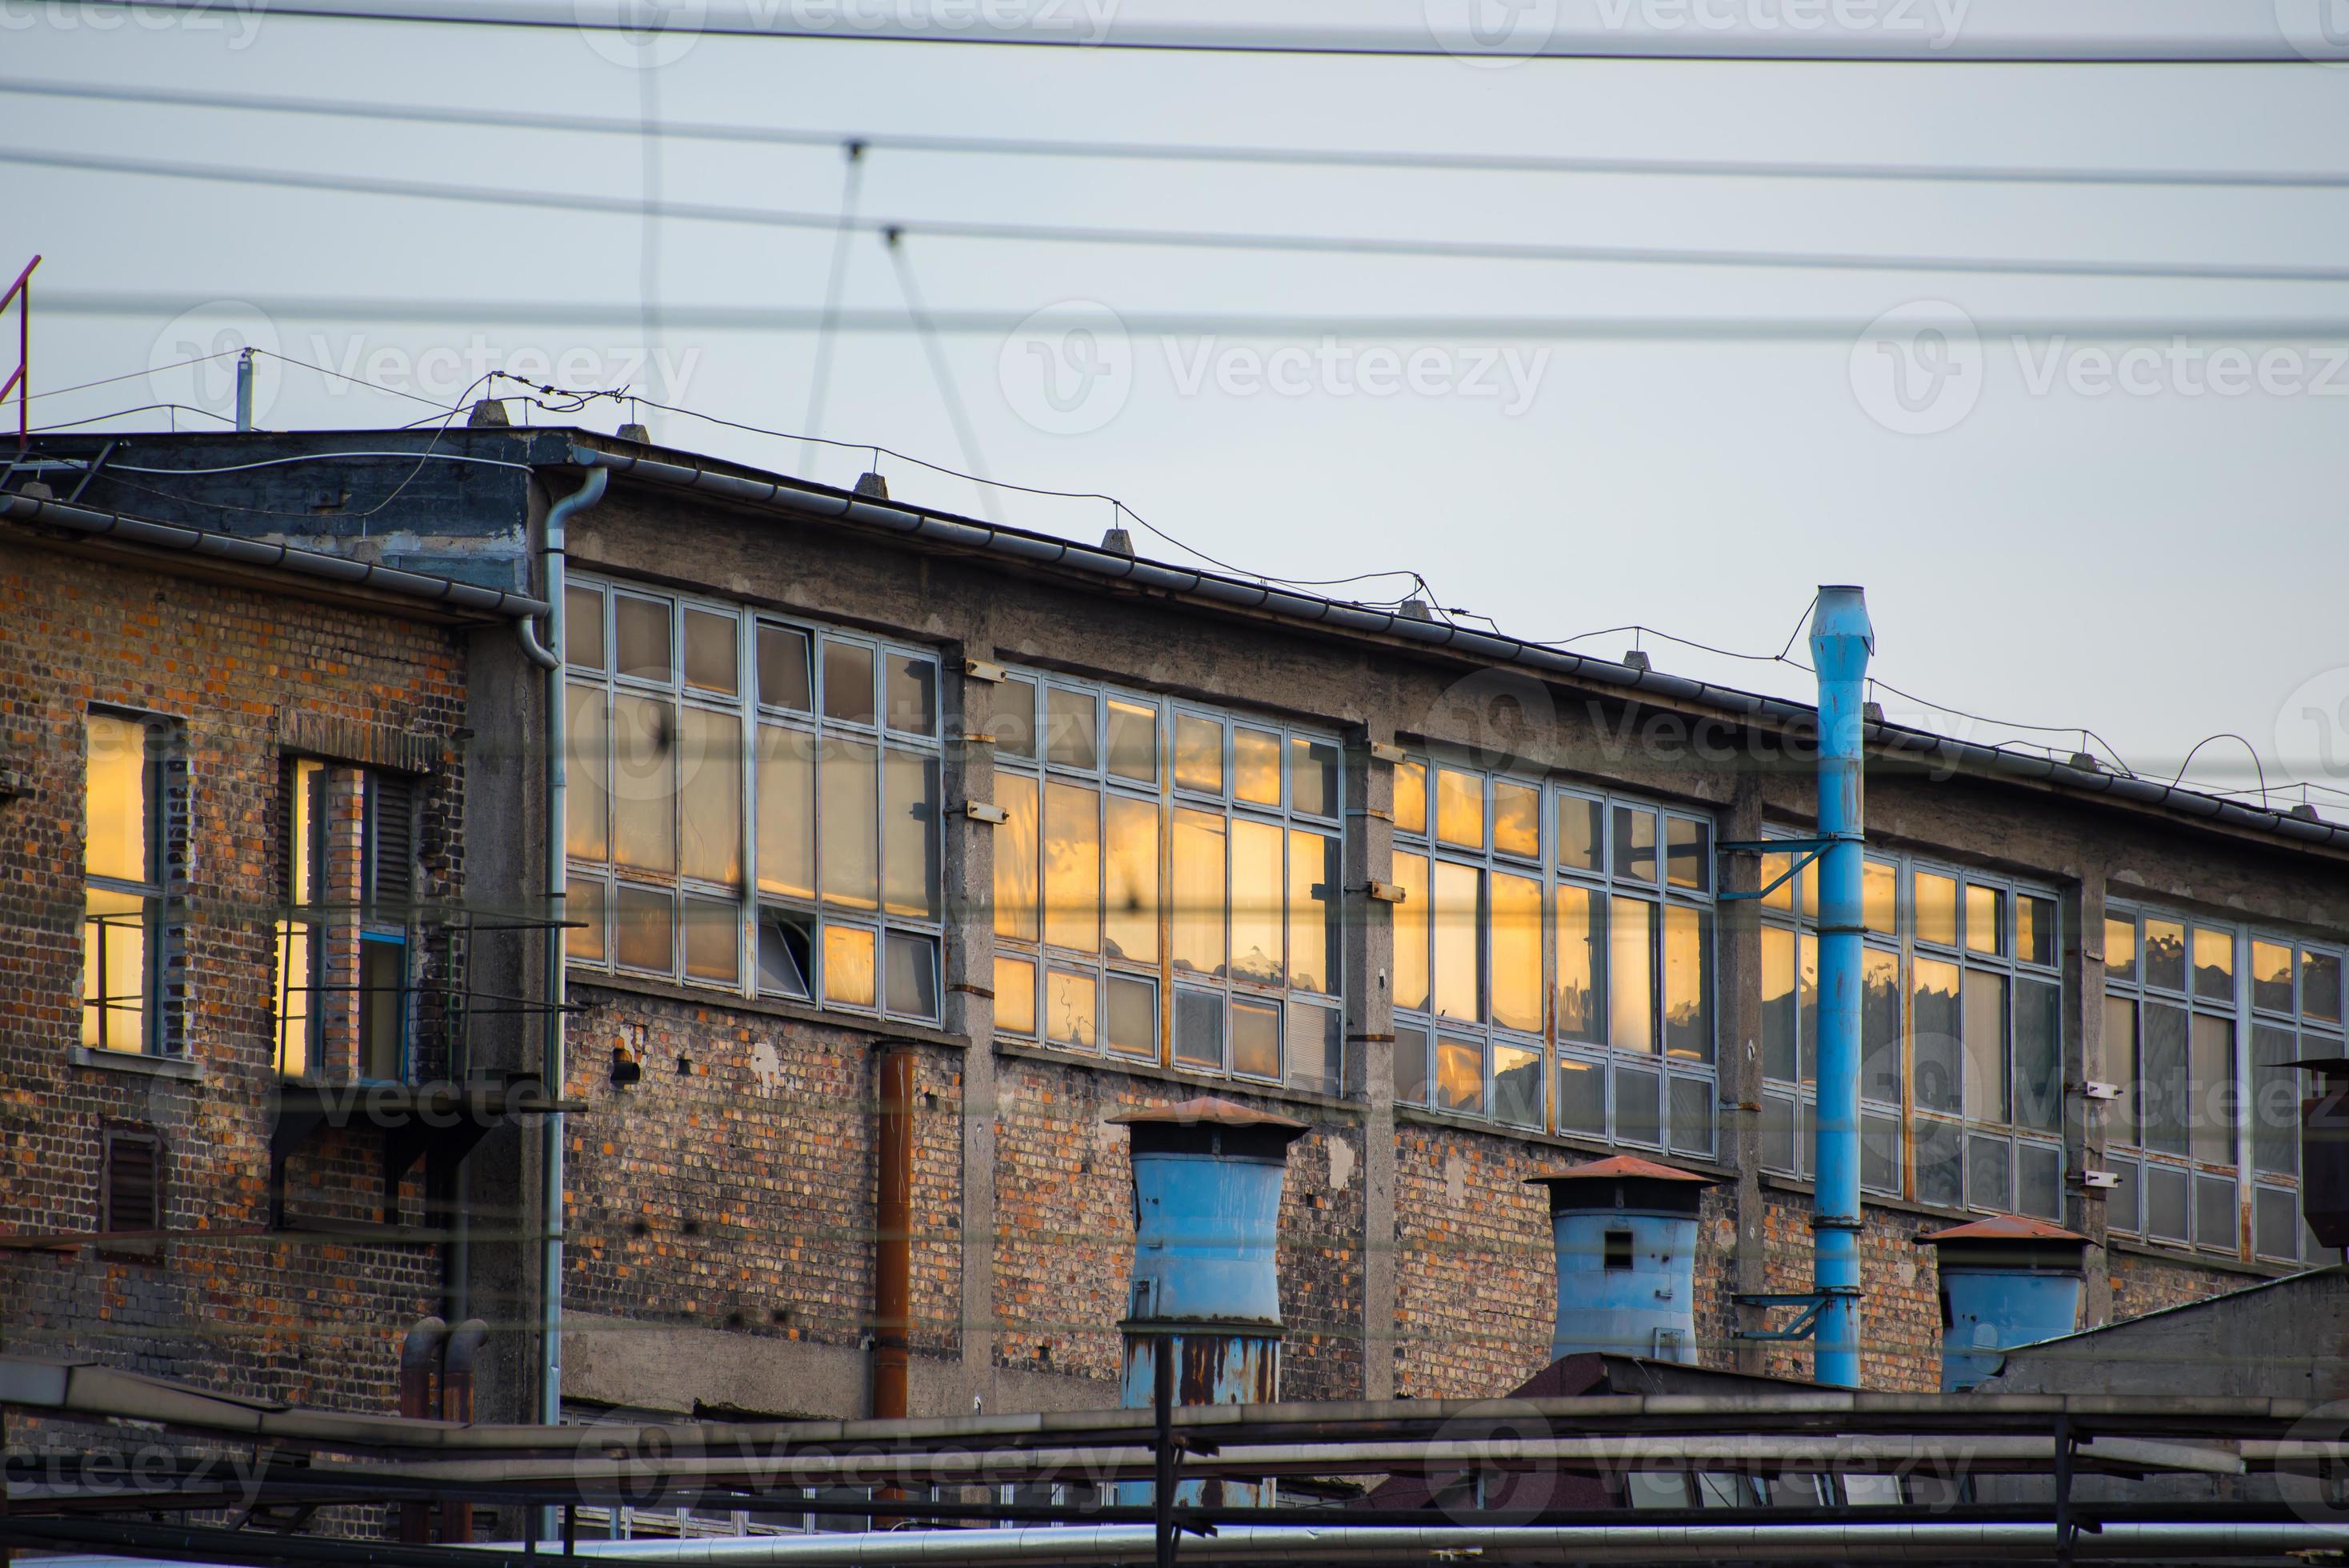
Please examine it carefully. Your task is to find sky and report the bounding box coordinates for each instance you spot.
[7,0,2349,818]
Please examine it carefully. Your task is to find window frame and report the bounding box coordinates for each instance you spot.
[1757,842,2066,1220]
[562,577,947,1026]
[82,709,178,1058]
[988,673,1347,1094]
[1390,762,1718,1156]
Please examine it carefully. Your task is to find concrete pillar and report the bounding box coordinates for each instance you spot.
[2069,868,2111,1329]
[1719,771,1768,1373]
[1348,725,1398,1399]
[944,643,1000,1414]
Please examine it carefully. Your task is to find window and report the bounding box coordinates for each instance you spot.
[1393,766,1715,1154]
[990,676,1343,1094]
[1758,846,2063,1218]
[274,762,422,1082]
[82,712,180,1057]
[2103,906,2345,1264]
[563,579,944,1023]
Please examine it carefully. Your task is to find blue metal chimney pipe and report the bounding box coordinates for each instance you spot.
[1525,1156,1716,1365]
[1110,1098,1306,1510]
[1920,1216,2089,1390]
[1807,585,1874,1389]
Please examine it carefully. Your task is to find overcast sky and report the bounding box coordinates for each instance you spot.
[8,1,2349,816]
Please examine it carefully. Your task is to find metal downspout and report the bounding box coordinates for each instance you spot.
[528,467,607,1489]
[1807,586,1874,1389]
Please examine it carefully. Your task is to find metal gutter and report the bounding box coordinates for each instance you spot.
[0,490,550,620]
[565,441,2349,853]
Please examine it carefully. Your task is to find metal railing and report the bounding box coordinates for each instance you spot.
[3,254,38,454]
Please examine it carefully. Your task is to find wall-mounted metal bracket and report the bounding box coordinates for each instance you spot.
[1731,1288,1854,1342]
[1715,837,1831,903]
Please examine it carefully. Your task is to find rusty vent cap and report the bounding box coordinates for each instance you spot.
[1110,1096,1306,1131]
[1523,1154,1715,1187]
[1919,1214,2088,1246]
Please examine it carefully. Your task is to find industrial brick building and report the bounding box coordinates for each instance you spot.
[9,417,2347,1471]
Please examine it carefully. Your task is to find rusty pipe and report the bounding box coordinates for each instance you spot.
[439,1318,490,1542]
[873,1046,915,1425]
[398,1318,449,1543]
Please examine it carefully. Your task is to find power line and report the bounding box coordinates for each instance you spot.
[884,228,998,523]
[14,78,2349,191]
[800,140,867,474]
[78,2,2336,62]
[14,148,2349,286]
[47,291,2349,341]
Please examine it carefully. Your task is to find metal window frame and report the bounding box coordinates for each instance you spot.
[82,708,175,1058]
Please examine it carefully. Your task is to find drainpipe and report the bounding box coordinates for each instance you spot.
[1523,1155,1715,1366]
[872,1046,915,1426]
[1109,1098,1305,1512]
[1807,586,1874,1390]
[518,468,607,1491]
[1919,1216,2089,1391]
[398,1318,449,1543]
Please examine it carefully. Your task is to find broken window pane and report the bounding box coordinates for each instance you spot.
[1177,990,1225,1070]
[614,594,671,682]
[1392,759,1427,836]
[1105,794,1159,964]
[993,954,1036,1034]
[565,584,606,670]
[1105,972,1156,1058]
[1964,969,2009,1124]
[1042,781,1100,953]
[887,931,940,1020]
[824,924,877,1008]
[566,684,609,861]
[1664,818,1709,892]
[1662,904,1711,1063]
[1288,828,1338,995]
[1106,699,1158,783]
[1555,883,1605,1046]
[759,909,814,1000]
[2014,977,2062,1134]
[1490,870,1543,1034]
[1494,1042,1543,1130]
[1174,713,1223,794]
[823,641,877,726]
[994,677,1037,760]
[756,722,815,902]
[1234,729,1281,806]
[993,774,1038,942]
[1045,968,1097,1048]
[1861,946,1901,1102]
[611,694,677,876]
[614,882,674,971]
[1292,737,1339,818]
[679,705,742,887]
[1964,882,2002,954]
[2252,940,2295,1014]
[1436,768,1484,850]
[1557,794,1601,874]
[1435,1034,1483,1115]
[1491,780,1539,859]
[1912,958,1963,1114]
[682,607,738,695]
[818,738,878,910]
[1393,851,1431,1014]
[1232,998,1281,1079]
[1610,895,1655,1053]
[1434,862,1483,1023]
[886,654,938,737]
[2193,926,2235,1002]
[2144,918,2187,991]
[1170,808,1227,977]
[758,623,812,711]
[1914,872,1958,947]
[1612,805,1656,882]
[882,749,941,920]
[1230,819,1285,986]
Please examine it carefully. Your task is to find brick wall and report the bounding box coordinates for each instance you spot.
[0,544,467,1426]
[2110,1246,2249,1323]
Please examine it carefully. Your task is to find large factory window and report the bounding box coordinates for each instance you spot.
[1391,761,1715,1156]
[989,674,1344,1095]
[562,577,945,1024]
[2103,906,2343,1265]
[1757,845,2064,1221]
[82,710,182,1058]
